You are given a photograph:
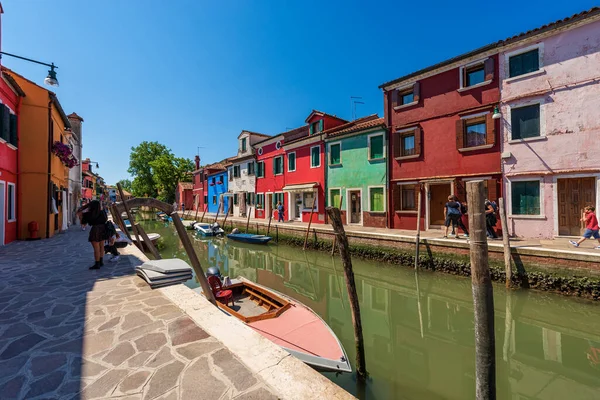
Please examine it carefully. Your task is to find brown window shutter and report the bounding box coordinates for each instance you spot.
[486,113,495,146]
[487,179,498,202]
[413,185,420,212]
[393,185,401,211]
[456,119,464,150]
[484,57,495,81]
[413,82,420,103]
[391,90,400,108]
[393,132,401,158]
[414,126,422,156]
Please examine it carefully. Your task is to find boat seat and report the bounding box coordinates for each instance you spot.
[244,287,279,311]
[208,276,234,307]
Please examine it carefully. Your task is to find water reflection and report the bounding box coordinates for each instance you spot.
[142,221,600,400]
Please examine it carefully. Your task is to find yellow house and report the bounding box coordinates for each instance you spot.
[3,67,73,239]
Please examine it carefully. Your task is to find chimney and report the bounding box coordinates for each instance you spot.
[195,155,200,170]
[67,112,84,142]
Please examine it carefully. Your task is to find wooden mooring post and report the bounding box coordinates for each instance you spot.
[200,204,208,223]
[303,196,317,250]
[414,186,422,269]
[246,206,252,233]
[117,183,142,251]
[498,197,512,287]
[267,209,273,236]
[135,223,162,260]
[193,196,200,221]
[326,206,367,382]
[213,201,221,224]
[222,202,231,228]
[276,225,279,243]
[466,180,496,400]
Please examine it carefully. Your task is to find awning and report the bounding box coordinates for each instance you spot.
[282,183,318,192]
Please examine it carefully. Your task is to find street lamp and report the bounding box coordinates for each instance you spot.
[0,51,59,87]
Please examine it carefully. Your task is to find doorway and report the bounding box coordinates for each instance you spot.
[429,183,451,226]
[0,181,5,245]
[266,193,273,219]
[294,193,302,221]
[558,177,596,236]
[348,190,362,224]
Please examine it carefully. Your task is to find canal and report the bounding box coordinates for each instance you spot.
[140,220,600,400]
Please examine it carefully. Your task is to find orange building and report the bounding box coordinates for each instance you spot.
[3,68,73,239]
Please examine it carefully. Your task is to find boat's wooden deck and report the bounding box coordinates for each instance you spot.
[229,293,265,318]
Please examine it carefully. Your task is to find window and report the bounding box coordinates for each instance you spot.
[310,146,320,167]
[287,152,296,172]
[394,127,421,158]
[241,137,247,152]
[369,187,385,212]
[9,114,17,147]
[256,161,264,178]
[509,48,539,78]
[256,194,264,209]
[395,185,416,211]
[310,120,324,135]
[330,189,341,208]
[204,195,208,204]
[400,90,414,105]
[229,169,233,181]
[212,195,217,205]
[7,183,15,221]
[246,192,254,206]
[369,134,384,160]
[511,104,540,140]
[274,193,284,207]
[247,162,255,175]
[465,118,487,148]
[329,143,341,165]
[233,165,241,178]
[233,193,238,205]
[464,64,485,87]
[302,191,316,210]
[511,181,541,215]
[273,156,283,175]
[211,177,216,185]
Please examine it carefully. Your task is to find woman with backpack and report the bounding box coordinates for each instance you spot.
[444,195,469,238]
[484,199,498,239]
[77,200,109,270]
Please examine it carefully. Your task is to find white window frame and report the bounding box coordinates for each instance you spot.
[395,182,418,214]
[240,137,247,153]
[273,156,284,176]
[329,187,342,208]
[367,185,386,213]
[507,177,545,219]
[287,151,296,172]
[367,132,386,161]
[328,142,342,166]
[310,145,321,168]
[257,147,263,156]
[458,57,492,91]
[507,98,546,143]
[7,183,16,222]
[256,161,265,178]
[504,43,545,82]
[256,192,265,210]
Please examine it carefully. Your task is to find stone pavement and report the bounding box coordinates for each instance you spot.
[0,228,279,400]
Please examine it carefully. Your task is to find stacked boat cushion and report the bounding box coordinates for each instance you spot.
[136,258,193,289]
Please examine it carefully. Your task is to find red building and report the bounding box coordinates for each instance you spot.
[381,49,501,231]
[254,134,286,220]
[0,3,24,245]
[282,111,347,223]
[191,156,203,211]
[175,181,193,210]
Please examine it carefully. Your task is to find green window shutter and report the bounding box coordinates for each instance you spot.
[9,114,17,147]
[330,189,341,208]
[309,124,314,135]
[319,120,324,132]
[370,135,384,159]
[370,188,384,212]
[311,147,320,167]
[330,144,340,165]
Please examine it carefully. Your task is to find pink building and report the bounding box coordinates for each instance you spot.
[499,9,600,238]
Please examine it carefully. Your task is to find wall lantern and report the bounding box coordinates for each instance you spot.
[492,106,502,120]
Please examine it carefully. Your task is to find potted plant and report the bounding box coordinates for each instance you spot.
[51,141,79,169]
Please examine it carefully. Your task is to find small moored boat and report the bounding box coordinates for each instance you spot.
[194,222,224,236]
[227,233,272,245]
[124,219,132,230]
[202,277,351,373]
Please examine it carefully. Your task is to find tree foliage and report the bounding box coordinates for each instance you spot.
[127,141,193,203]
[116,179,132,193]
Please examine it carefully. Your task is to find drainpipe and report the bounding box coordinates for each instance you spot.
[384,90,392,229]
[15,95,22,239]
[46,98,52,239]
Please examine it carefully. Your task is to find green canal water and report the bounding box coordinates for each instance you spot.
[140,220,600,400]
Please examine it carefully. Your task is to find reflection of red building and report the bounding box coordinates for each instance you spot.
[254,134,286,220]
[283,111,347,223]
[0,3,24,245]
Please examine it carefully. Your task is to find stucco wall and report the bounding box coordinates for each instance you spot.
[255,137,286,220]
[206,171,229,214]
[326,129,387,226]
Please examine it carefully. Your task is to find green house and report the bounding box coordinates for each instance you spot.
[324,115,387,227]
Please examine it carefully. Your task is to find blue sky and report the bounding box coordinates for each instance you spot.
[2,0,597,184]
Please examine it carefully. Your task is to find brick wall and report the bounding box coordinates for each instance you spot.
[363,212,386,228]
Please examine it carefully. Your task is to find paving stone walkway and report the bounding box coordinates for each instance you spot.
[0,228,279,400]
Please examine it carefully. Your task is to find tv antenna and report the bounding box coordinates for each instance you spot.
[351,96,364,120]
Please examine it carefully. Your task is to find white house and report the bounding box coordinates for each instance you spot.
[227,130,270,217]
[67,112,83,226]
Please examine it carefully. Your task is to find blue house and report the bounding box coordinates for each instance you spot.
[206,168,229,214]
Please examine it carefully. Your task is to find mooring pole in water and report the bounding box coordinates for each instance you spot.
[276,225,279,243]
[466,180,496,400]
[200,204,207,223]
[117,183,142,251]
[214,201,221,224]
[498,197,512,288]
[327,206,367,382]
[303,196,317,250]
[330,195,344,256]
[171,211,217,306]
[256,223,259,235]
[222,202,231,227]
[415,186,422,270]
[267,209,273,236]
[246,206,252,233]
[193,195,200,222]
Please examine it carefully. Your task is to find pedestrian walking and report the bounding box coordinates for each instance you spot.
[182,202,185,212]
[570,206,600,249]
[77,200,109,270]
[443,195,464,238]
[485,199,498,239]
[277,201,285,222]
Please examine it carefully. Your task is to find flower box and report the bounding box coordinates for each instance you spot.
[51,141,79,169]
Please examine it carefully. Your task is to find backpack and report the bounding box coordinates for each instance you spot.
[460,203,468,215]
[490,201,498,213]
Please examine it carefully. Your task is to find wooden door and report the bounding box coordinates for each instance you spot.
[558,177,596,236]
[429,184,451,226]
[349,191,361,224]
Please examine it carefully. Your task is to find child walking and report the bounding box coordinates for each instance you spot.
[570,206,600,249]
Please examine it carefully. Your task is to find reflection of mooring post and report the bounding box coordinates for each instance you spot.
[502,291,513,362]
[498,197,512,287]
[415,270,424,338]
[466,180,496,400]
[326,206,366,382]
[415,185,422,269]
